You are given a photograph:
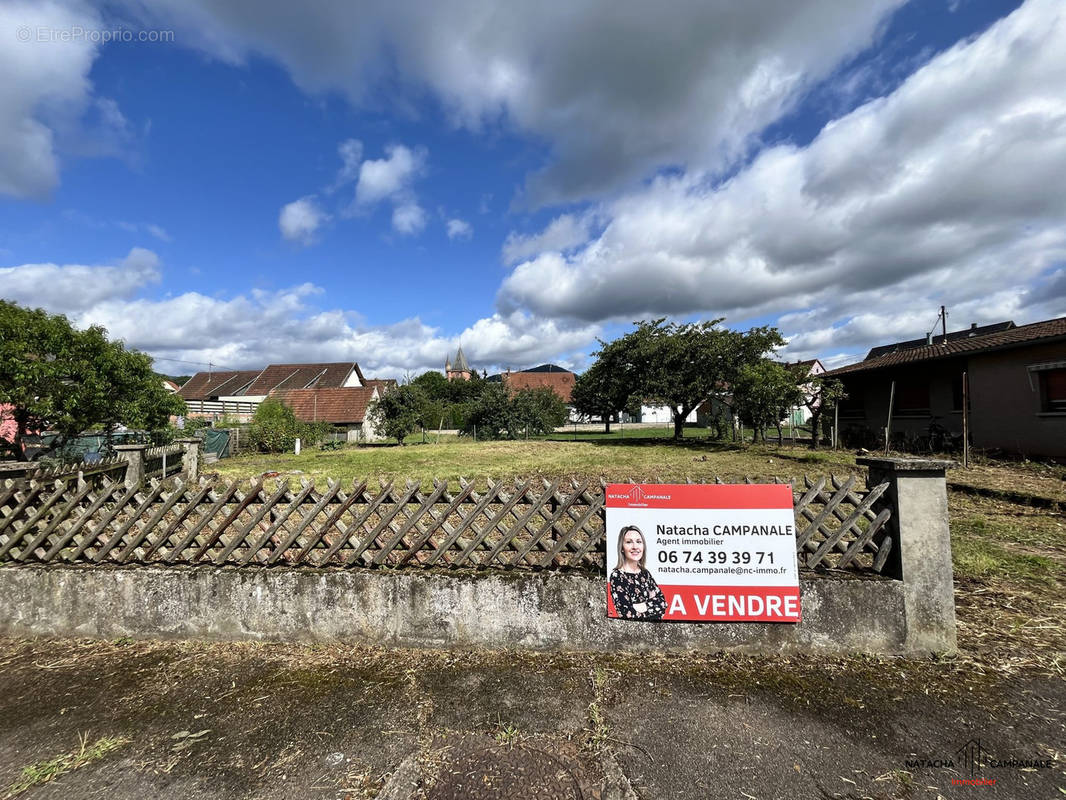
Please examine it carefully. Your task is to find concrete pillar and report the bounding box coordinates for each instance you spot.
[857,457,957,654]
[177,438,201,482]
[113,444,148,490]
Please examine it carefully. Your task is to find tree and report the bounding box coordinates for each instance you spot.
[731,361,804,443]
[592,318,784,441]
[800,375,847,450]
[463,383,511,439]
[0,300,186,460]
[570,359,634,433]
[366,384,426,444]
[509,387,568,437]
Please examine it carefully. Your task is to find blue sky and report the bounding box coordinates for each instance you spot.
[1,0,1063,378]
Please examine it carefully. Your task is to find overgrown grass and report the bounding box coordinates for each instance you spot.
[5,734,130,797]
[214,438,860,487]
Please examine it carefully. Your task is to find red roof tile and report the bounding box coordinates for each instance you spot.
[824,316,1066,377]
[269,387,377,423]
[503,370,576,402]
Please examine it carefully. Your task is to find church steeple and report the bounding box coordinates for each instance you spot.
[446,346,472,381]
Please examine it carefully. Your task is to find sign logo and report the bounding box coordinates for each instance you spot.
[955,739,984,777]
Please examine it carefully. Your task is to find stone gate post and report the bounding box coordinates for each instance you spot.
[857,457,957,654]
[177,438,201,482]
[113,444,148,490]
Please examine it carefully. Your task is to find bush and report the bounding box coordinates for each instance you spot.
[247,398,305,453]
[367,384,426,444]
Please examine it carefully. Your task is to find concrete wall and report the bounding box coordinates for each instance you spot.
[969,340,1066,456]
[0,564,911,655]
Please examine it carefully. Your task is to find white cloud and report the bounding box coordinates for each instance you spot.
[446,218,472,240]
[502,213,593,265]
[278,196,328,244]
[497,0,1066,360]
[0,247,160,313]
[354,144,425,206]
[145,223,172,242]
[119,0,903,205]
[0,0,102,198]
[329,137,363,191]
[392,202,426,235]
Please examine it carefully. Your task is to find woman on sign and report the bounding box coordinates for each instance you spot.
[609,525,667,620]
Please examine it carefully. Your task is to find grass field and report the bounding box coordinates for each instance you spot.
[214,437,856,487]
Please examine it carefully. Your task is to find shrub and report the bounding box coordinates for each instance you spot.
[247,398,304,453]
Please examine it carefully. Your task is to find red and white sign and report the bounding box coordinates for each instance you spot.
[605,483,801,623]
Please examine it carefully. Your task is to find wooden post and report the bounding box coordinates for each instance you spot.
[962,371,970,469]
[884,380,896,456]
[833,401,839,449]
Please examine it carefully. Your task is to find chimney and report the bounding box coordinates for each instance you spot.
[971,323,977,329]
[926,332,933,345]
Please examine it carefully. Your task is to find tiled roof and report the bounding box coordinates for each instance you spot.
[364,378,397,394]
[270,387,377,423]
[824,316,1066,377]
[178,370,262,401]
[865,321,1015,360]
[503,370,576,402]
[244,362,361,395]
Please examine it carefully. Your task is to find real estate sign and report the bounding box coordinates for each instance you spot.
[605,483,801,623]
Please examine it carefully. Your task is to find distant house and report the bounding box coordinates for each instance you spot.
[823,316,1066,457]
[269,386,382,442]
[500,364,576,403]
[179,362,392,422]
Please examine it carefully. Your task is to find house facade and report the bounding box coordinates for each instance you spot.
[823,317,1066,457]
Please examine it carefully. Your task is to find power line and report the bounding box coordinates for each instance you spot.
[150,356,239,371]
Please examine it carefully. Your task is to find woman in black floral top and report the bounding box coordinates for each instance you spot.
[610,525,667,620]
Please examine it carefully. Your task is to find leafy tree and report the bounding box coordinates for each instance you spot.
[463,383,512,439]
[0,300,186,460]
[799,375,847,450]
[411,370,450,402]
[731,361,804,443]
[366,383,426,444]
[571,359,635,433]
[592,318,784,440]
[510,387,568,437]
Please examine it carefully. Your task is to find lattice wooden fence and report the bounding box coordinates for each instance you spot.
[0,474,892,574]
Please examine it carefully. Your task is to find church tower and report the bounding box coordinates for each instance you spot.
[445,346,472,381]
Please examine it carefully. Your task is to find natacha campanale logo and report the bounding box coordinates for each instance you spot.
[955,739,984,777]
[904,738,1055,787]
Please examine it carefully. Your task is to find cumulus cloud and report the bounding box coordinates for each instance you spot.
[498,0,1066,360]
[391,201,426,235]
[502,213,594,265]
[0,0,102,198]
[446,218,472,240]
[354,144,425,206]
[0,247,161,313]
[2,248,596,375]
[117,0,903,205]
[278,196,328,244]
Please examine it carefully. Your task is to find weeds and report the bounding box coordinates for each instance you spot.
[5,733,130,798]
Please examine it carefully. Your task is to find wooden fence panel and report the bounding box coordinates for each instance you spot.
[0,474,892,575]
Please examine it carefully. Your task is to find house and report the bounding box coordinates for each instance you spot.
[269,386,382,442]
[780,358,826,426]
[822,316,1066,457]
[178,362,390,422]
[500,364,576,404]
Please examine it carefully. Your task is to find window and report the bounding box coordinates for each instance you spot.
[1040,368,1066,413]
[894,380,930,415]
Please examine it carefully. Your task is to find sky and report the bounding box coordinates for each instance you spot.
[1,0,1064,379]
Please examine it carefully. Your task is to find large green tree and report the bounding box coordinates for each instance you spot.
[367,383,427,444]
[570,358,636,434]
[593,319,784,440]
[0,300,186,460]
[731,360,804,443]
